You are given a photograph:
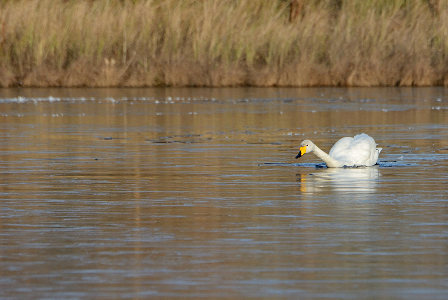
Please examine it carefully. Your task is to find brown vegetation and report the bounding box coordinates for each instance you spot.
[0,0,447,87]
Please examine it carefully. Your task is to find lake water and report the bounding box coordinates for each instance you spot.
[0,87,447,299]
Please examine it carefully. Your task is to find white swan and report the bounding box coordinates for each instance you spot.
[295,133,382,167]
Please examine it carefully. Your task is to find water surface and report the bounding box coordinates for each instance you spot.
[0,87,447,299]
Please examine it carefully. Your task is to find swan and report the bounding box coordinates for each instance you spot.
[295,133,382,167]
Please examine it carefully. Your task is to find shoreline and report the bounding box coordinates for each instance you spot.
[1,0,447,88]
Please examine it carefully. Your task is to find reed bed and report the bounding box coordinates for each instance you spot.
[0,0,447,87]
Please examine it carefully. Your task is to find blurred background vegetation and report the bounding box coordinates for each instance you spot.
[0,0,446,87]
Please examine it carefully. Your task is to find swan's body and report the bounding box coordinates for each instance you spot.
[295,133,381,167]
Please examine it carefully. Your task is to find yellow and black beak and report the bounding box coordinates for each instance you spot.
[295,146,307,159]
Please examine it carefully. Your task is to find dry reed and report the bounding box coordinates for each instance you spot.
[0,0,447,87]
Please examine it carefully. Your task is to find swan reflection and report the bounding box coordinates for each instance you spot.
[297,166,380,194]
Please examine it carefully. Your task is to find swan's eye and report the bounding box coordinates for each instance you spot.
[306,144,308,147]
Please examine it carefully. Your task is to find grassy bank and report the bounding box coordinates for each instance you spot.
[0,0,447,87]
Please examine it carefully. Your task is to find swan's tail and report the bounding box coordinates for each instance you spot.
[374,147,382,165]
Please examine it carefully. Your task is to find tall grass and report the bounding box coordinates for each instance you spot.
[0,0,447,87]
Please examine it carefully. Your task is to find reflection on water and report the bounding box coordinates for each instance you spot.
[297,166,380,195]
[0,87,447,299]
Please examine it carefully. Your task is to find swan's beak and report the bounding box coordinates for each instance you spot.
[295,146,306,159]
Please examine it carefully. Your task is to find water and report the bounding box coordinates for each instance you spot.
[0,87,447,299]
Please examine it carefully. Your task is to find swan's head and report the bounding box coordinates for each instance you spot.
[295,140,315,159]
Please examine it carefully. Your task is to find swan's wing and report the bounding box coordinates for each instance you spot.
[329,137,353,157]
[329,137,355,165]
[329,134,378,166]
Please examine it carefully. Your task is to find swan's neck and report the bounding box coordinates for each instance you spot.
[313,145,342,168]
